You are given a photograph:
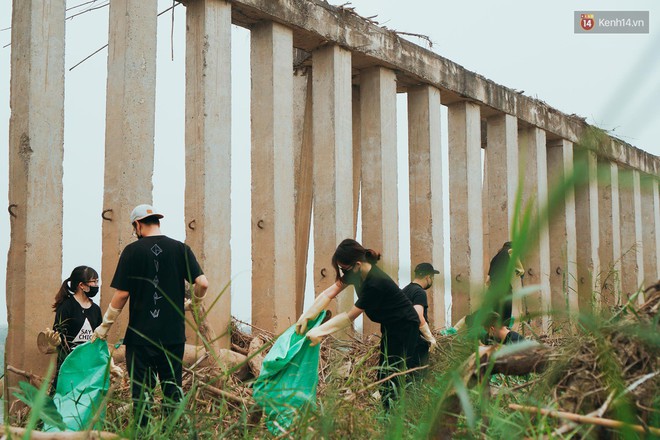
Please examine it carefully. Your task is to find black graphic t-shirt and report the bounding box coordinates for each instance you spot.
[111,235,203,345]
[53,295,102,362]
[354,264,420,329]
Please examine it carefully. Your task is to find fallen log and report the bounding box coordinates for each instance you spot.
[509,403,660,436]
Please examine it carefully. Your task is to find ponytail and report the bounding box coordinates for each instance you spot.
[364,248,381,264]
[52,278,73,310]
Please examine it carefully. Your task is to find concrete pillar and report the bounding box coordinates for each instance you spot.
[101,0,158,340]
[293,66,313,316]
[352,85,362,235]
[484,114,520,323]
[407,85,445,329]
[185,0,232,346]
[574,149,600,313]
[547,140,577,329]
[360,66,398,336]
[517,127,551,331]
[250,22,296,333]
[618,169,643,303]
[641,175,658,289]
[655,181,660,280]
[562,141,579,319]
[485,114,519,262]
[312,45,354,316]
[633,170,645,302]
[447,101,483,324]
[597,161,621,307]
[6,0,65,395]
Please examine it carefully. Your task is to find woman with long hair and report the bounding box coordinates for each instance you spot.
[40,265,103,386]
[295,238,423,409]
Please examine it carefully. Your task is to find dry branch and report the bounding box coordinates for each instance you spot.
[509,403,660,436]
[0,426,124,439]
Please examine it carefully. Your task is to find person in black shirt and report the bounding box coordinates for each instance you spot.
[92,204,209,427]
[402,262,439,367]
[483,311,524,344]
[40,266,103,389]
[296,238,421,409]
[485,241,525,327]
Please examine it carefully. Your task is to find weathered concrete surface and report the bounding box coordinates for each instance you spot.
[408,85,445,328]
[185,0,232,347]
[448,101,483,324]
[6,0,65,399]
[312,45,354,316]
[225,0,660,176]
[101,0,158,341]
[597,161,621,307]
[518,127,551,332]
[251,22,296,333]
[360,66,398,336]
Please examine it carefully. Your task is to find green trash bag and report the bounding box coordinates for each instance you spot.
[43,338,111,432]
[253,311,326,435]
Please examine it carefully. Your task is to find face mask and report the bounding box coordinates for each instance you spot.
[341,264,363,291]
[85,286,99,298]
[424,278,433,290]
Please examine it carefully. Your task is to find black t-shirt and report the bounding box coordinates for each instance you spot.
[503,330,524,344]
[111,235,203,346]
[488,248,513,322]
[354,264,420,329]
[53,295,102,360]
[401,282,429,325]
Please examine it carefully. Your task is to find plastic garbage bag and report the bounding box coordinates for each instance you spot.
[43,338,111,432]
[253,311,326,435]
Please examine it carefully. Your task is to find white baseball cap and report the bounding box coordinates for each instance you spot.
[130,204,164,224]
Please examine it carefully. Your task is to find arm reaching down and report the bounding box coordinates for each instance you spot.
[295,281,347,335]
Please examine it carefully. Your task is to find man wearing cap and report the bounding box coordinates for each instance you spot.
[92,204,209,427]
[402,263,439,366]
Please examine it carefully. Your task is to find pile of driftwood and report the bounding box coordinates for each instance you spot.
[431,284,660,439]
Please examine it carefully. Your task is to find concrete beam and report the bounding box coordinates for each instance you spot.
[224,0,660,176]
[448,101,483,324]
[185,0,232,346]
[6,0,65,393]
[360,66,398,336]
[655,181,660,281]
[312,45,354,315]
[597,161,622,307]
[250,22,296,333]
[633,170,645,303]
[407,85,445,329]
[518,127,551,332]
[101,0,158,340]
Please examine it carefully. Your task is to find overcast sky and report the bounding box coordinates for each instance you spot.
[1,0,659,327]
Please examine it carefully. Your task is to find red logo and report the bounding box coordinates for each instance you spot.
[580,13,595,31]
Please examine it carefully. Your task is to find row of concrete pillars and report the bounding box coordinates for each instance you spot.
[6,0,659,393]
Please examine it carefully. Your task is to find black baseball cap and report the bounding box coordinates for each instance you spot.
[414,262,440,276]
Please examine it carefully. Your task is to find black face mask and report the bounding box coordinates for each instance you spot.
[85,286,99,298]
[424,279,433,290]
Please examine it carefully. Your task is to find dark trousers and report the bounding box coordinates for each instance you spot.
[378,322,420,410]
[126,343,185,427]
